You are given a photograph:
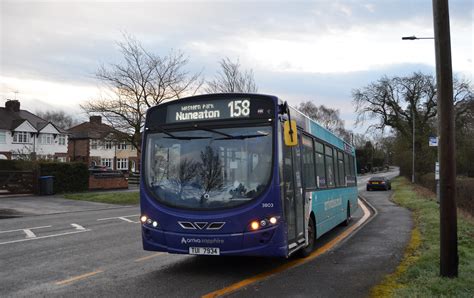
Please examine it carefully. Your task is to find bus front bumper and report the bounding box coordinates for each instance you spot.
[142,225,287,257]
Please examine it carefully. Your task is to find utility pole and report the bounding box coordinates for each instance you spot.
[432,0,458,277]
[412,107,415,183]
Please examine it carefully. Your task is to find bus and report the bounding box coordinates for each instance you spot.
[140,93,358,257]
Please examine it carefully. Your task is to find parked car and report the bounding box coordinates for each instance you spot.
[366,177,392,191]
[88,165,112,172]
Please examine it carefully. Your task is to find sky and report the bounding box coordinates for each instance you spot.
[0,0,472,133]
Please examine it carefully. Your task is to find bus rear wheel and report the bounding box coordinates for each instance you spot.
[299,216,316,258]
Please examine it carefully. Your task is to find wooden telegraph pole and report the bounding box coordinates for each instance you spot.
[432,0,458,277]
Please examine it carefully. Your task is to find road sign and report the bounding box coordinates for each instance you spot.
[435,162,439,180]
[429,137,439,147]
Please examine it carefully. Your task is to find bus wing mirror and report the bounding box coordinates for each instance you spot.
[283,120,298,147]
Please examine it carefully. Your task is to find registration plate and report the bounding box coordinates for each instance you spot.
[189,247,220,255]
[371,182,379,184]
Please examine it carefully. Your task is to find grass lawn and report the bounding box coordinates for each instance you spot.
[64,191,139,205]
[371,177,474,297]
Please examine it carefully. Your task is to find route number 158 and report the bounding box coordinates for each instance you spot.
[228,100,250,117]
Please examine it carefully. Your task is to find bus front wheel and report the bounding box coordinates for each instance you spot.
[299,216,316,258]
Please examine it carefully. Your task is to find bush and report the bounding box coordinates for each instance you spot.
[39,162,89,193]
[0,159,35,171]
[419,173,436,193]
[419,173,474,216]
[457,177,474,216]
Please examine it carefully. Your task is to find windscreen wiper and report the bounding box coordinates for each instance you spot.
[214,133,269,140]
[155,127,211,140]
[195,125,269,140]
[195,126,234,138]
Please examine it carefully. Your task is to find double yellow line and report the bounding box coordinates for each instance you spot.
[203,199,372,298]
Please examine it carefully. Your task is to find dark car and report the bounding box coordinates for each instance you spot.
[88,165,111,172]
[366,177,392,191]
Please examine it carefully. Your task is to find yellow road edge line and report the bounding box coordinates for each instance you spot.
[202,199,371,298]
[55,270,104,286]
[134,252,165,262]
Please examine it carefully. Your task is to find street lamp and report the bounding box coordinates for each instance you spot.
[402,35,435,183]
[402,35,435,40]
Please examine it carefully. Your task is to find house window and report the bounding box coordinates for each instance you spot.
[117,142,127,150]
[101,158,112,169]
[116,158,128,170]
[13,132,30,143]
[0,131,5,144]
[39,134,53,145]
[58,135,66,145]
[90,139,98,150]
[105,141,113,149]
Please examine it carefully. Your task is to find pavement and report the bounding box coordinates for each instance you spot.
[233,170,411,297]
[0,188,138,218]
[0,169,412,297]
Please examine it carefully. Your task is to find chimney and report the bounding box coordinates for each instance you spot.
[5,100,20,112]
[90,116,102,125]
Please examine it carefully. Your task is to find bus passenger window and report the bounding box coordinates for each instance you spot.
[337,151,345,186]
[314,141,326,188]
[301,136,316,188]
[325,145,335,187]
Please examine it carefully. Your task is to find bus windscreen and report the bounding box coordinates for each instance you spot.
[144,125,273,210]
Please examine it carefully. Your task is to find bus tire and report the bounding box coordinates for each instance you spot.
[299,215,316,258]
[341,202,351,226]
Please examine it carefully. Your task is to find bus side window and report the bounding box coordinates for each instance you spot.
[301,136,316,189]
[314,141,326,188]
[324,145,335,187]
[337,151,345,187]
[344,153,351,185]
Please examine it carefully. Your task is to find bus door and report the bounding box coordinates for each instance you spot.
[282,132,306,252]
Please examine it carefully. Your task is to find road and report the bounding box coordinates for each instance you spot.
[0,168,409,297]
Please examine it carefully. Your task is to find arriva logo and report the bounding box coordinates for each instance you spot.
[181,237,201,244]
[180,237,224,245]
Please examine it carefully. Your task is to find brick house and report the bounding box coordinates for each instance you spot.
[67,116,139,173]
[0,100,68,161]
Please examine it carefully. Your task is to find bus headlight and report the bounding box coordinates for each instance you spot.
[140,215,148,223]
[250,221,260,230]
[249,216,279,231]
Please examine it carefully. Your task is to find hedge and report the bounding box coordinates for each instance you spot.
[39,162,89,193]
[419,172,474,216]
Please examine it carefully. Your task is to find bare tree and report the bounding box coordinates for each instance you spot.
[205,57,258,93]
[297,101,352,142]
[352,72,472,137]
[199,146,223,193]
[36,110,78,130]
[353,72,473,176]
[81,34,203,162]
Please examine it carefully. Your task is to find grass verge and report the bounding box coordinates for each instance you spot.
[64,191,139,205]
[371,177,474,297]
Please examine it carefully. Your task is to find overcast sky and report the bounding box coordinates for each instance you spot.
[1,0,472,132]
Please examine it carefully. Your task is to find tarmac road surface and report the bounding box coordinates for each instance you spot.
[0,168,411,297]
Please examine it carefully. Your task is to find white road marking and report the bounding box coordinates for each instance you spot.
[118,217,136,223]
[23,229,36,238]
[0,225,52,234]
[97,214,140,223]
[0,229,90,245]
[71,223,86,231]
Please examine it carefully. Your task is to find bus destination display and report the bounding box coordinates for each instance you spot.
[166,98,273,123]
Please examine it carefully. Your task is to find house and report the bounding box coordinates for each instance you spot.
[67,116,138,172]
[0,100,68,161]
